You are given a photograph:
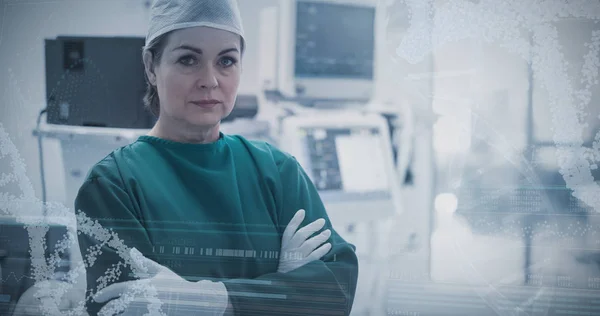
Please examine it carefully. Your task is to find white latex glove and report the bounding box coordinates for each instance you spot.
[12,280,89,316]
[277,209,332,274]
[94,248,228,316]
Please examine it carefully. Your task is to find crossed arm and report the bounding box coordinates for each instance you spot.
[87,209,341,315]
[75,157,358,315]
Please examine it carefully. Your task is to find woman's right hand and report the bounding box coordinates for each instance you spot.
[277,209,332,274]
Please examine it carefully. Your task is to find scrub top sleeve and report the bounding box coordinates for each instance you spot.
[75,176,154,316]
[222,156,359,316]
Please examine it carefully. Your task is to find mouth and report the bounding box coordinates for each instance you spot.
[190,100,221,108]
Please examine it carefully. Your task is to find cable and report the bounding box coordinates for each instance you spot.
[36,108,48,216]
[36,108,75,280]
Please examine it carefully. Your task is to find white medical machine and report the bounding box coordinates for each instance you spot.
[279,112,400,315]
[278,111,402,227]
[258,1,414,314]
[34,124,147,209]
[258,0,400,220]
[258,0,379,104]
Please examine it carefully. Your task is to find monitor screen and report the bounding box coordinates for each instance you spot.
[297,127,390,193]
[294,1,375,80]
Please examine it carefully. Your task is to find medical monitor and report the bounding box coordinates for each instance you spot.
[296,127,389,194]
[275,0,377,101]
[279,112,400,224]
[294,2,375,80]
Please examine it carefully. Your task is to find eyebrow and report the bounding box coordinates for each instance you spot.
[172,45,239,56]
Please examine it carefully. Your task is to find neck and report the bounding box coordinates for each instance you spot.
[148,115,221,144]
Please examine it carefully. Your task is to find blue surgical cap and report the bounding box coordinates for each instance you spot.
[145,0,245,50]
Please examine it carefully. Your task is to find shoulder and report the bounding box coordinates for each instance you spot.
[75,146,137,208]
[224,134,295,168]
[82,145,133,185]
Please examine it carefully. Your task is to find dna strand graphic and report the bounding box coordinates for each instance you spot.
[0,124,168,316]
[392,0,600,212]
[382,0,600,315]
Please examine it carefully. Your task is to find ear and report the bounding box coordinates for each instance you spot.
[142,50,157,86]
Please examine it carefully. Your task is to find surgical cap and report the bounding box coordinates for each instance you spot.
[145,0,245,50]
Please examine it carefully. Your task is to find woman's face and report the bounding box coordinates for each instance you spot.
[145,26,242,129]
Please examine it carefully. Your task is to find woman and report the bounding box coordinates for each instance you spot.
[75,0,358,315]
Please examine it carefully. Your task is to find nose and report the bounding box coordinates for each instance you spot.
[196,65,218,89]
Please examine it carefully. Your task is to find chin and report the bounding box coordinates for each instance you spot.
[186,111,224,127]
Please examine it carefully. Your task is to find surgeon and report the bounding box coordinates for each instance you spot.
[74,0,358,315]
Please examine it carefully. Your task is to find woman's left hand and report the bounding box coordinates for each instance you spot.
[94,248,229,316]
[12,279,89,316]
[278,209,332,274]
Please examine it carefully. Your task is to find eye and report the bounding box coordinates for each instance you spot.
[219,56,237,68]
[178,55,197,66]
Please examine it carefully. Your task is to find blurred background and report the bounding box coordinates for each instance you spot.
[0,0,599,315]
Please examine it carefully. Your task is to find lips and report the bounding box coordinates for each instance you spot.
[191,100,221,108]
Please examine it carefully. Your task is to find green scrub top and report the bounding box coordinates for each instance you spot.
[75,133,358,315]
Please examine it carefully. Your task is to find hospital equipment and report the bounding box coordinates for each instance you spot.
[278,112,396,316]
[278,111,402,226]
[258,0,398,226]
[257,1,432,314]
[259,0,378,104]
[277,107,426,316]
[45,36,155,129]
